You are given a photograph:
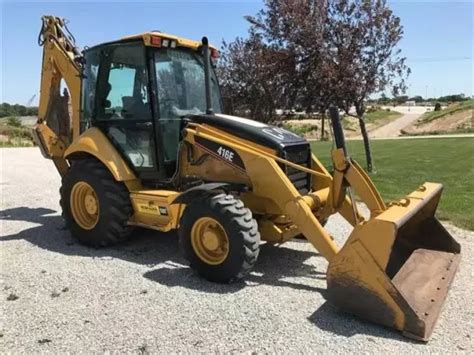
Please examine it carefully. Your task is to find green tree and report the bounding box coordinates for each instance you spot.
[6,116,22,127]
[220,0,410,169]
[0,103,38,118]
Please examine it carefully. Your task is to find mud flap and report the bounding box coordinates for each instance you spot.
[326,182,460,341]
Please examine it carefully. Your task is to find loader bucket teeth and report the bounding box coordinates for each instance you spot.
[326,182,460,341]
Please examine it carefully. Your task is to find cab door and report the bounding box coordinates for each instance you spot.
[152,51,187,178]
[91,42,160,178]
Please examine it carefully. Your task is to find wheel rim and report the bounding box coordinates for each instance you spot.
[190,217,229,265]
[70,181,99,230]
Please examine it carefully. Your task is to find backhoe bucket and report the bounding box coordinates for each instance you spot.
[327,183,460,341]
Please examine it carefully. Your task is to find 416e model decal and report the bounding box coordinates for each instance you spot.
[194,136,246,173]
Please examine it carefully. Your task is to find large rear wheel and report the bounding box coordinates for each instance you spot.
[60,158,133,247]
[179,193,260,283]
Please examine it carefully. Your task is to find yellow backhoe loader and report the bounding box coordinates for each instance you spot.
[34,16,460,341]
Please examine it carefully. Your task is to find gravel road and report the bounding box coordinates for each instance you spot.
[1,148,473,353]
[368,112,423,138]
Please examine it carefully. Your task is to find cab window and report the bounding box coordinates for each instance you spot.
[95,43,151,121]
[93,43,156,170]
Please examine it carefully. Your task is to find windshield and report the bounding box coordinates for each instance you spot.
[154,49,222,118]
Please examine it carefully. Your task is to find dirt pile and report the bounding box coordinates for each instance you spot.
[403,104,473,135]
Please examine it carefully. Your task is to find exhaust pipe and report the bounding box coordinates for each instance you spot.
[329,106,347,156]
[201,36,213,115]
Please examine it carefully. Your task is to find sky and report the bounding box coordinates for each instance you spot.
[1,0,473,105]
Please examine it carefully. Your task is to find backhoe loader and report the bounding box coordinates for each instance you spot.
[34,16,460,341]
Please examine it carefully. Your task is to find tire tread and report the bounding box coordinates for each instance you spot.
[59,157,133,247]
[179,193,260,282]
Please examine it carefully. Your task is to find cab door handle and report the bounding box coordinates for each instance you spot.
[136,122,152,128]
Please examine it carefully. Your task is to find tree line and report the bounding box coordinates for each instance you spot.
[218,0,411,172]
[373,93,470,105]
[0,103,38,118]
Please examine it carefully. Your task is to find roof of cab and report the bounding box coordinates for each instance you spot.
[121,31,217,50]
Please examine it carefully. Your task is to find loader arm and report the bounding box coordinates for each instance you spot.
[181,122,388,262]
[331,148,386,218]
[181,123,340,260]
[34,16,83,176]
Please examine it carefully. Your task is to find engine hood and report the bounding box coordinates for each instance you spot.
[189,113,308,152]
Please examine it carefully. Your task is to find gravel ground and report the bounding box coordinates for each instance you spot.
[1,148,473,353]
[367,113,422,138]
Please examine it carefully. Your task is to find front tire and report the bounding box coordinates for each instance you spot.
[60,158,133,247]
[179,193,260,283]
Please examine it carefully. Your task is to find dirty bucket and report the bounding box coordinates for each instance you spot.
[326,182,461,341]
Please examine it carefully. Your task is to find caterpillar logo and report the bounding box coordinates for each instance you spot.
[262,127,300,141]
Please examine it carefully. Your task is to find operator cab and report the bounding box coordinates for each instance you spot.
[80,33,222,182]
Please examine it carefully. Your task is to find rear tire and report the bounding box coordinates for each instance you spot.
[179,193,260,283]
[60,158,133,247]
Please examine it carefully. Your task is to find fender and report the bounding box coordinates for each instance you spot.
[64,127,137,182]
[171,183,232,205]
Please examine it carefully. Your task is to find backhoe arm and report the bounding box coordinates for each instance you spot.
[34,16,83,175]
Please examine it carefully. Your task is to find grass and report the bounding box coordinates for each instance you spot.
[342,109,402,131]
[0,116,35,147]
[418,99,474,124]
[0,140,35,147]
[310,137,474,230]
[283,122,318,136]
[363,109,402,123]
[401,127,474,136]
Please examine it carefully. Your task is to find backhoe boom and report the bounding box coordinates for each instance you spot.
[35,16,83,175]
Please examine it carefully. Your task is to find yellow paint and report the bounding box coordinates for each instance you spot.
[136,203,161,215]
[70,181,99,230]
[191,217,229,265]
[64,128,138,183]
[129,190,181,232]
[183,127,339,261]
[258,219,300,243]
[32,123,69,176]
[125,32,218,51]
[302,188,330,211]
[38,16,81,144]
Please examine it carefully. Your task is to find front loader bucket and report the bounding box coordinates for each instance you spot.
[327,183,460,341]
